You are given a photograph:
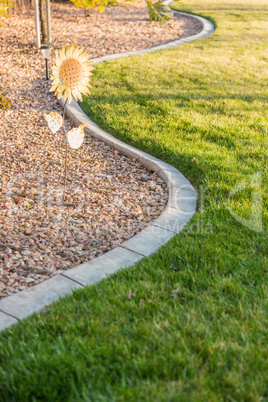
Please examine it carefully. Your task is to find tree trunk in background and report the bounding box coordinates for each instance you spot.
[39,0,48,44]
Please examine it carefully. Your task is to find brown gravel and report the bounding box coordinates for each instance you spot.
[0,1,201,298]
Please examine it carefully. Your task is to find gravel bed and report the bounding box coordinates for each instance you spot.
[0,1,201,298]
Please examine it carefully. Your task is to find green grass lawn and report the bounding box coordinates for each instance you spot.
[1,0,268,400]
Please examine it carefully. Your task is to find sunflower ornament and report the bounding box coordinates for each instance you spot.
[50,44,94,104]
[43,44,94,200]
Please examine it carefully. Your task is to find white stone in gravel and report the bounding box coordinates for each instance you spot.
[0,276,82,320]
[62,246,143,286]
[25,278,35,283]
[0,311,18,331]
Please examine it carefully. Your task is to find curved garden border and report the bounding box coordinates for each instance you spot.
[0,6,214,331]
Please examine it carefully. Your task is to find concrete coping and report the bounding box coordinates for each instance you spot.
[0,6,214,332]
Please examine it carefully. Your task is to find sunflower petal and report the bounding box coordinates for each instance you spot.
[73,46,84,58]
[83,61,94,69]
[55,84,65,94]
[72,88,80,101]
[51,66,60,75]
[78,85,91,96]
[52,77,60,85]
[59,47,66,61]
[78,83,91,94]
[81,77,92,86]
[57,91,64,100]
[55,51,61,67]
[68,92,73,104]
[82,86,91,95]
[64,89,69,102]
[50,73,59,81]
[50,84,59,92]
[83,70,92,77]
[66,44,74,58]
[69,43,76,55]
[79,51,90,63]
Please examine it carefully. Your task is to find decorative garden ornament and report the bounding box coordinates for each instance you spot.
[43,111,63,134]
[50,44,94,104]
[67,125,86,149]
[44,44,94,200]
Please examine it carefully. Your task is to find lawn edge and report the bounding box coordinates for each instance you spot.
[0,7,214,332]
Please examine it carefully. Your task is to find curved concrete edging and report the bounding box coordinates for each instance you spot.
[0,7,214,331]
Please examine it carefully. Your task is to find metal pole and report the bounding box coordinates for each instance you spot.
[46,0,51,44]
[34,0,41,48]
[45,59,49,80]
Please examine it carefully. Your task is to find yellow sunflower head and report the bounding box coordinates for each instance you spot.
[50,44,94,104]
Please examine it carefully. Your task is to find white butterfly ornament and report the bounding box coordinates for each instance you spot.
[67,124,86,149]
[43,111,63,134]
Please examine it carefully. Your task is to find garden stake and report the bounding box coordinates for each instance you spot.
[62,99,68,201]
[43,44,94,202]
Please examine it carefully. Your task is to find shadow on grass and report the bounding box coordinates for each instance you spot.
[80,74,266,184]
[81,96,209,185]
[171,7,218,29]
[83,91,267,112]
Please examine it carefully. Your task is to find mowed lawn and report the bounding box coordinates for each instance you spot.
[1,0,268,400]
